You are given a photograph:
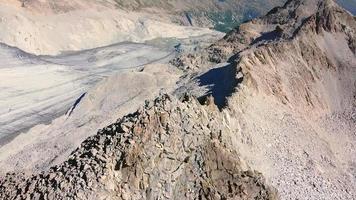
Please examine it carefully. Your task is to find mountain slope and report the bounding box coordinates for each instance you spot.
[206,0,356,199]
[0,0,285,55]
[0,4,221,55]
[113,0,286,31]
[208,0,356,112]
[0,0,353,55]
[0,95,278,200]
[174,0,356,198]
[0,0,355,199]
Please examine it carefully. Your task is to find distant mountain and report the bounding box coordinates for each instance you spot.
[4,0,355,34]
[14,0,286,31]
[114,0,355,31]
[0,0,286,55]
[113,0,286,32]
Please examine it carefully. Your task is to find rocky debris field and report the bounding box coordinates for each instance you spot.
[0,0,355,199]
[0,95,277,200]
[171,0,356,199]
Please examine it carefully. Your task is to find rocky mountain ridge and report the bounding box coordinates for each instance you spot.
[162,0,356,198]
[0,95,278,200]
[0,0,355,199]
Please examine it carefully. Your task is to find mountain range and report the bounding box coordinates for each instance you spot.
[0,0,355,199]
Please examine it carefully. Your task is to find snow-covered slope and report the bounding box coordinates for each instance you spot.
[0,62,180,173]
[0,42,173,143]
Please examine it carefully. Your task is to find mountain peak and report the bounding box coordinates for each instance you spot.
[205,0,355,61]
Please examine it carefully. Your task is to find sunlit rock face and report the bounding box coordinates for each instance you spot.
[0,0,355,199]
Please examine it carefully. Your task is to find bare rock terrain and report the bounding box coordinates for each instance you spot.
[0,95,278,200]
[0,0,355,199]
[170,0,356,199]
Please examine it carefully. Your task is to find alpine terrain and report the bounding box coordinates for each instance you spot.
[0,0,355,200]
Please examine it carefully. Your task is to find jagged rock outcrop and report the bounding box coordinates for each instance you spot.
[171,0,356,199]
[1,0,355,199]
[0,95,278,200]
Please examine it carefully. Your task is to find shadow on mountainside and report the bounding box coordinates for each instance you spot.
[197,63,242,109]
[251,26,284,45]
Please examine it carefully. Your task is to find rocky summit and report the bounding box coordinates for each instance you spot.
[0,0,355,199]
